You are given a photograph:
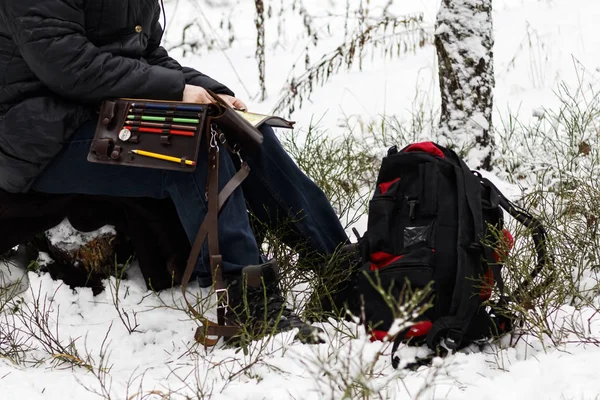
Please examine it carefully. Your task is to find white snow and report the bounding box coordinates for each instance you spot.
[35,251,52,267]
[2,0,600,398]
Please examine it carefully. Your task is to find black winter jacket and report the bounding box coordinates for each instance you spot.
[0,0,234,193]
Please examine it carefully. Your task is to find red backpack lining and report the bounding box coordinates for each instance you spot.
[378,177,400,195]
[369,321,433,342]
[369,252,404,271]
[403,142,445,158]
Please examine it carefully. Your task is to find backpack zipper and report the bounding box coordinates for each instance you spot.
[407,198,419,220]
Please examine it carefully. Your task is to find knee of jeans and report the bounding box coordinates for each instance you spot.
[258,125,279,143]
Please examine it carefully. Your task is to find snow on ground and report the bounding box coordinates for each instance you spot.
[2,0,600,399]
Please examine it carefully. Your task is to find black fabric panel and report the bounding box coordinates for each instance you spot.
[431,162,458,318]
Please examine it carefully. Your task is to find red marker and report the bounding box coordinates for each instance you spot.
[130,127,195,137]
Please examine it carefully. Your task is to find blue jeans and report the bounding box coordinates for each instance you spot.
[33,120,348,286]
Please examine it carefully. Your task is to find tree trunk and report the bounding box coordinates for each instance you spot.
[255,0,266,101]
[435,0,495,170]
[28,221,135,295]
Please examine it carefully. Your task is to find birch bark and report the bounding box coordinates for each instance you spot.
[435,0,495,169]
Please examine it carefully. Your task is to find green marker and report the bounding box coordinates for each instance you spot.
[127,115,200,124]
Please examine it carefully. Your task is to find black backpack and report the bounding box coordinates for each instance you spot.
[355,142,550,368]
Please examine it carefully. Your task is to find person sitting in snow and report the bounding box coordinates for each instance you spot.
[0,0,349,341]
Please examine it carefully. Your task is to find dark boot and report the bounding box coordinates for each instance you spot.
[226,260,325,344]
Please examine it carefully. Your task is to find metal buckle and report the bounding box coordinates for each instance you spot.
[210,124,220,152]
[232,143,243,164]
[215,288,229,309]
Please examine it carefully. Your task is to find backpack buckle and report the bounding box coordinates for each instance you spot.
[443,329,463,350]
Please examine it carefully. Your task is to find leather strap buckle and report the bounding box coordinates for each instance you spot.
[215,288,229,309]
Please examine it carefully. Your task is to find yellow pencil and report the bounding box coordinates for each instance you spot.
[132,149,196,166]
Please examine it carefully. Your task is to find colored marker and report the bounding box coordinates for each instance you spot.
[132,149,196,166]
[131,102,204,112]
[125,120,197,131]
[127,115,200,124]
[129,108,202,119]
[130,126,195,137]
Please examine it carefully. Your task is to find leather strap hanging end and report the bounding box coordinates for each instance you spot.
[194,319,220,347]
[194,321,241,347]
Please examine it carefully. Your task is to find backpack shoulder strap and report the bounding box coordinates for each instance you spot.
[479,177,551,301]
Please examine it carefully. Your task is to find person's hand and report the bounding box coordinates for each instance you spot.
[182,85,214,104]
[216,94,248,111]
[182,85,248,111]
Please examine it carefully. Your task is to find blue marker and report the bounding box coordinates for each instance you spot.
[131,102,204,112]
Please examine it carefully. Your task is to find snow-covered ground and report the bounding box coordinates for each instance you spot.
[2,0,600,398]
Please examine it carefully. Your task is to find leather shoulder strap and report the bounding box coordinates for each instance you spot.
[179,122,250,346]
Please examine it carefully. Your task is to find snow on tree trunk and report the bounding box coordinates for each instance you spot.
[435,0,495,170]
[28,220,134,294]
